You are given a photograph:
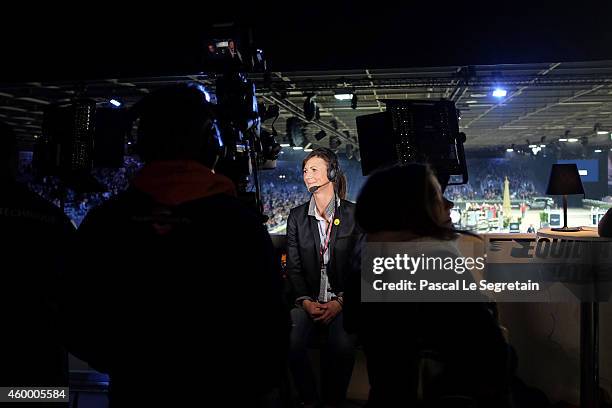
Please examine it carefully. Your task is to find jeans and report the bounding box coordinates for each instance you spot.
[289,307,357,406]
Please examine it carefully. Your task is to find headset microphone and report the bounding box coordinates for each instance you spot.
[308,180,331,193]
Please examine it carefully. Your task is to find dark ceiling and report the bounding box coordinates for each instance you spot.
[2,7,612,80]
[1,7,612,154]
[1,60,612,153]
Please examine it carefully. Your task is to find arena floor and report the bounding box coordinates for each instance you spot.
[269,208,607,235]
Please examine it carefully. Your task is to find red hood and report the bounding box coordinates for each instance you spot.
[132,160,236,206]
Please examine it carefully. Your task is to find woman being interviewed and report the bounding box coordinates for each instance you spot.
[286,147,360,408]
[344,163,510,407]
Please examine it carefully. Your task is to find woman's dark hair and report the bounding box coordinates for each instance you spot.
[355,164,458,240]
[302,148,347,200]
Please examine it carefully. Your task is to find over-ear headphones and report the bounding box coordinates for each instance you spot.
[131,83,225,169]
[194,106,225,170]
[312,147,339,182]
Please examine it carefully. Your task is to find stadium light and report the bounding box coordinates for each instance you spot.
[492,88,507,98]
[334,93,353,101]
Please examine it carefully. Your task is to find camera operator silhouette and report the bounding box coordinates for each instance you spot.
[63,84,289,407]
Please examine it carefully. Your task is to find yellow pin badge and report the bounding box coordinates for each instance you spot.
[334,218,340,226]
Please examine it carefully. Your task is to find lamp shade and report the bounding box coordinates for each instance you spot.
[546,163,585,195]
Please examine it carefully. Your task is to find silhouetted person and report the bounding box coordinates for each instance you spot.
[0,122,73,407]
[286,148,360,407]
[344,164,510,407]
[600,208,612,237]
[63,84,289,406]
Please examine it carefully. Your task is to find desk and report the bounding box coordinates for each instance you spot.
[537,227,611,408]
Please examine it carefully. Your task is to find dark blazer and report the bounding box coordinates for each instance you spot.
[286,198,360,302]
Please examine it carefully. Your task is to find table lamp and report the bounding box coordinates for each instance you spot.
[546,163,585,232]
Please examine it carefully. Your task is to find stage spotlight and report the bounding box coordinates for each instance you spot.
[346,144,354,159]
[329,134,342,150]
[259,128,281,161]
[109,99,122,107]
[286,117,304,147]
[259,103,279,122]
[279,133,291,147]
[314,129,327,141]
[303,94,316,121]
[580,136,589,147]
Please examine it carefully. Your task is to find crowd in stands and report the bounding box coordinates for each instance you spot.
[22,154,315,230]
[23,156,143,227]
[259,166,310,231]
[446,158,542,201]
[261,182,310,230]
[19,154,547,230]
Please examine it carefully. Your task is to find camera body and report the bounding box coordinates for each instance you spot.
[32,26,280,217]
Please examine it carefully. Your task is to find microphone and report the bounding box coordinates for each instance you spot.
[308,180,331,193]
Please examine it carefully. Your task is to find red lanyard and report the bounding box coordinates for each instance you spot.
[319,212,334,267]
